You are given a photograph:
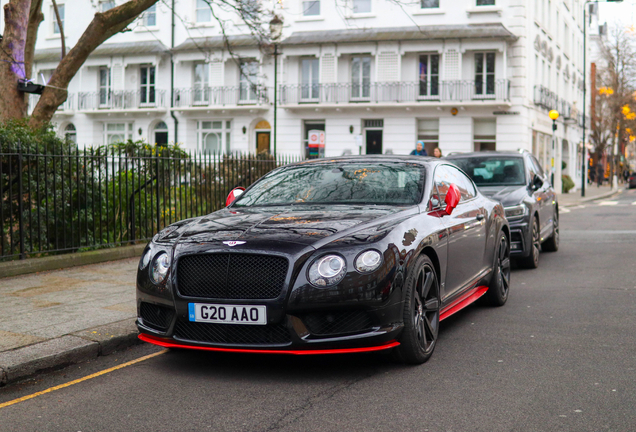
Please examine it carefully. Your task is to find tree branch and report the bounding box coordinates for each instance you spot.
[29,0,160,129]
[51,0,66,59]
[25,0,44,81]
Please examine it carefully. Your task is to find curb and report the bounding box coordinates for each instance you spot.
[0,318,141,386]
[0,244,146,279]
[562,189,623,207]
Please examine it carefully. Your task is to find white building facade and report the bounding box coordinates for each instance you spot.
[9,0,590,189]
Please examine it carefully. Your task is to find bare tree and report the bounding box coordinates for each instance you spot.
[591,25,636,181]
[0,0,271,129]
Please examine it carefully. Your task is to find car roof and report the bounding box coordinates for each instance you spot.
[444,151,526,159]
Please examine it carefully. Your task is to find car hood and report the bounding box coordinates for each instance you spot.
[174,205,417,248]
[478,185,528,207]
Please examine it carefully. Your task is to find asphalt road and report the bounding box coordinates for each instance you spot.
[1,188,635,432]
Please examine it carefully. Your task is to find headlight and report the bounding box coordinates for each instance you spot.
[504,204,528,219]
[149,252,171,284]
[139,247,152,270]
[308,255,346,287]
[355,250,382,273]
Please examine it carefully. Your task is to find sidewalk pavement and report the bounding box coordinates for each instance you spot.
[0,183,626,387]
[0,258,141,386]
[558,184,622,207]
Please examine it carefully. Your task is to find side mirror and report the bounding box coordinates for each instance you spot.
[226,187,245,207]
[444,183,461,215]
[531,175,543,191]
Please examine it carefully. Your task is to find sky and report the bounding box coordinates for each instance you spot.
[598,0,636,27]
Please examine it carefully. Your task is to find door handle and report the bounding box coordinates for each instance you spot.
[476,214,485,221]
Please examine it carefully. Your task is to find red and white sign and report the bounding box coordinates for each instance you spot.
[308,130,325,147]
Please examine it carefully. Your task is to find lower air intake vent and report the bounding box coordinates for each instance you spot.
[140,302,175,331]
[302,311,375,336]
[174,320,291,346]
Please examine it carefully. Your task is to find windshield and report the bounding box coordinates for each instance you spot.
[449,157,526,187]
[233,163,425,207]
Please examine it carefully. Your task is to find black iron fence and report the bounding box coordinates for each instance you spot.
[0,146,301,261]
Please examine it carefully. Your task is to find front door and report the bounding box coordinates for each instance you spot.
[433,165,488,299]
[256,132,270,154]
[366,130,382,154]
[155,131,168,146]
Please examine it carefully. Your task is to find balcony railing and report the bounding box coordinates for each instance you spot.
[279,80,510,105]
[173,85,269,108]
[534,85,572,119]
[28,93,74,114]
[78,89,167,111]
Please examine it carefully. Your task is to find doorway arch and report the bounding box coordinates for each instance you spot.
[153,121,169,146]
[562,139,570,175]
[254,120,271,154]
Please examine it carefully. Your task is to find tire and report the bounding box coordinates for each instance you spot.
[519,216,540,269]
[486,232,511,307]
[393,255,440,365]
[542,212,559,252]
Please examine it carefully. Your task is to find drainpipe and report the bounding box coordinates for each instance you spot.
[170,0,179,144]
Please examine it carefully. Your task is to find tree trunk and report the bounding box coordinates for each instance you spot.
[0,0,33,123]
[28,0,159,129]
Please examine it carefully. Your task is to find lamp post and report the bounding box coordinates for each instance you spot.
[549,109,562,192]
[582,0,623,197]
[269,16,283,157]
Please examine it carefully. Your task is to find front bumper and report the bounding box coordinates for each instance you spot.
[137,286,405,352]
[508,218,530,257]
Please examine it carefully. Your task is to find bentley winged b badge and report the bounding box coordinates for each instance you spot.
[223,241,246,247]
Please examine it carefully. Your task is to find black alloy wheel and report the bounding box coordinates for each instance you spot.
[394,255,440,364]
[486,233,511,306]
[542,212,559,252]
[520,216,540,269]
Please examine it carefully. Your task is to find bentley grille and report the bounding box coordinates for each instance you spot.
[176,253,289,300]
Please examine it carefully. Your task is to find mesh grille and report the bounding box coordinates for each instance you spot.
[177,253,289,300]
[140,302,175,331]
[302,311,374,336]
[174,320,291,346]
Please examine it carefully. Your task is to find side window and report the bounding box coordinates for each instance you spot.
[525,156,537,185]
[447,166,476,201]
[433,165,452,205]
[433,165,476,203]
[530,155,545,178]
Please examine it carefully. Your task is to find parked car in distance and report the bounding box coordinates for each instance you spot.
[137,156,510,365]
[444,151,558,269]
[628,172,636,189]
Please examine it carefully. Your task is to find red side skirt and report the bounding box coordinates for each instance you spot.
[440,285,489,322]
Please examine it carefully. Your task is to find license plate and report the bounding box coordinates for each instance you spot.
[188,303,267,325]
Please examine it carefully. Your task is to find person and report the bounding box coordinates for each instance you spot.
[410,141,427,156]
[432,147,442,158]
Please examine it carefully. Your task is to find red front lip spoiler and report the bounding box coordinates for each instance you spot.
[139,333,400,355]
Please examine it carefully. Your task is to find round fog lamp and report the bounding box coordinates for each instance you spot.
[355,250,382,273]
[149,252,171,284]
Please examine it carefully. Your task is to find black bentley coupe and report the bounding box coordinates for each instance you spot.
[137,156,510,364]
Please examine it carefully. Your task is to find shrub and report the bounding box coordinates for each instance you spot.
[562,175,575,193]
